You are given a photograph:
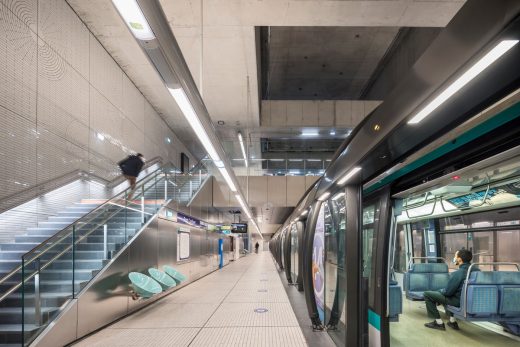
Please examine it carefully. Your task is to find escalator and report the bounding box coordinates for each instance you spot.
[0,161,210,346]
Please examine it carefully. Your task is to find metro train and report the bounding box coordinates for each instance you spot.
[270,2,520,346]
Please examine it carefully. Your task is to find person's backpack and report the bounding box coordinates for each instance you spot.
[118,157,130,171]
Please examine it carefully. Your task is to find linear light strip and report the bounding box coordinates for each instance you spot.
[318,192,330,201]
[337,167,361,185]
[408,40,518,124]
[237,133,248,167]
[332,192,345,201]
[218,167,237,192]
[168,88,221,162]
[112,0,155,41]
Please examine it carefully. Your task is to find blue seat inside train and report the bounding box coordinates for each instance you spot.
[389,279,403,322]
[446,271,520,322]
[404,263,449,300]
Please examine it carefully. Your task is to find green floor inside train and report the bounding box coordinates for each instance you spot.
[390,298,520,346]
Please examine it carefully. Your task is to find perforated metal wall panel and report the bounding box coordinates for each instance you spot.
[0,0,194,236]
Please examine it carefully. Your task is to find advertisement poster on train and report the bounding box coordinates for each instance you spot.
[312,204,325,323]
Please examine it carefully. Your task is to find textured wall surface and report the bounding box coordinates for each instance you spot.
[0,0,193,236]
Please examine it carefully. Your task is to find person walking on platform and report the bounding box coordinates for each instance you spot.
[118,153,145,200]
[424,249,477,331]
[255,242,259,253]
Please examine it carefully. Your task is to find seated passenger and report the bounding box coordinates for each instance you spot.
[424,249,475,331]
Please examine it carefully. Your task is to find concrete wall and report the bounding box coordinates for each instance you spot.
[260,100,381,128]
[0,1,194,227]
[212,176,318,208]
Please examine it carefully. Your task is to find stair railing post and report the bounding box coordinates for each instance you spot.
[164,173,168,201]
[141,185,145,223]
[72,225,75,298]
[103,224,108,260]
[34,258,41,326]
[190,180,193,198]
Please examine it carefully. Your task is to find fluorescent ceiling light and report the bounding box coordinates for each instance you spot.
[112,0,155,41]
[306,159,322,162]
[408,39,518,124]
[302,130,319,137]
[235,194,253,219]
[318,192,330,201]
[269,159,284,161]
[218,167,237,192]
[337,167,361,185]
[330,130,336,136]
[96,133,105,141]
[238,132,248,167]
[288,159,303,162]
[332,192,345,201]
[169,88,221,162]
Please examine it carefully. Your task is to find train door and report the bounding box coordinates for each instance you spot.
[361,188,392,347]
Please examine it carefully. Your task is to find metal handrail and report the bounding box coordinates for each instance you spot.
[175,160,209,193]
[462,262,520,318]
[407,256,447,270]
[403,192,432,210]
[405,195,437,219]
[0,167,168,303]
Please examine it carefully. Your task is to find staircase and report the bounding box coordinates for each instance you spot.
[168,161,209,206]
[0,164,208,346]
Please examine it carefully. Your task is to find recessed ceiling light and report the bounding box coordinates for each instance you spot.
[96,133,105,141]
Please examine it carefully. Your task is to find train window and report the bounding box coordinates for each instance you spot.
[393,224,407,273]
[497,229,520,271]
[290,224,298,281]
[362,202,380,308]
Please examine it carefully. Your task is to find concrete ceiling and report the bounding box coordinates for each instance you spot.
[262,26,400,99]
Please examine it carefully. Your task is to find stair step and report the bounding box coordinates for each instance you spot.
[0,307,59,324]
[0,243,40,251]
[0,292,70,308]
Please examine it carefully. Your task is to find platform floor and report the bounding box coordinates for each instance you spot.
[72,253,307,347]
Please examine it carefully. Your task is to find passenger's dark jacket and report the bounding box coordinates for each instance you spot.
[441,262,478,304]
[118,155,144,177]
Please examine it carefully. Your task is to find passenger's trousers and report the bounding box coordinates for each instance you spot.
[423,291,459,319]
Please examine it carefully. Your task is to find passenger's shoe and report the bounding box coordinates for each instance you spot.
[447,321,460,330]
[424,321,446,330]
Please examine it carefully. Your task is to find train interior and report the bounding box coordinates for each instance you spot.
[386,144,520,345]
